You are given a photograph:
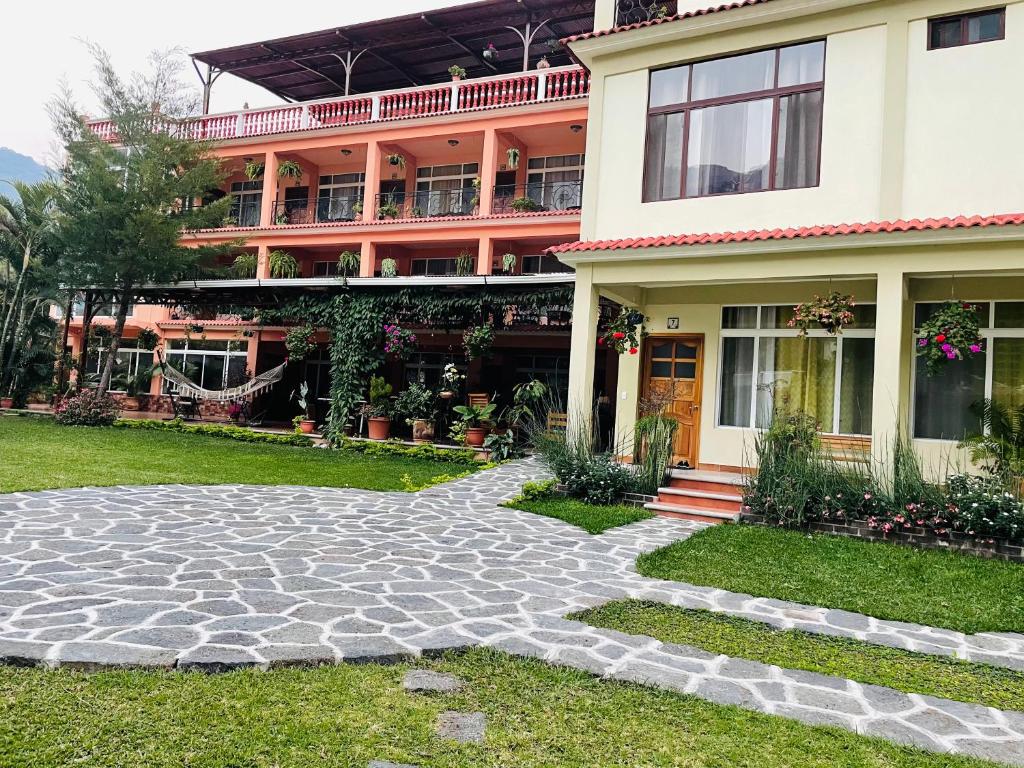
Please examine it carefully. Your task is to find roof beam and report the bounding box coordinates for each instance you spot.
[336,30,422,87]
[420,13,498,73]
[261,43,349,94]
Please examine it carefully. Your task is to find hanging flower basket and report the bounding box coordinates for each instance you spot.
[383,323,417,361]
[789,291,856,336]
[463,323,495,360]
[599,307,645,355]
[917,301,984,375]
[285,325,317,361]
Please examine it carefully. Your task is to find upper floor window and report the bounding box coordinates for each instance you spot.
[644,41,826,202]
[928,8,1005,49]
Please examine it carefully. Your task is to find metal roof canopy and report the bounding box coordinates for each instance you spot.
[191,0,595,106]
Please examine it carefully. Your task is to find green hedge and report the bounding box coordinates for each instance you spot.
[114,419,314,447]
[339,438,478,466]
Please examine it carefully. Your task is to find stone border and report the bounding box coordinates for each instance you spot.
[742,513,1024,563]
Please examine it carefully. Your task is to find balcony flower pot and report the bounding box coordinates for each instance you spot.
[368,416,391,441]
[299,419,316,434]
[412,418,435,443]
[0,397,13,409]
[465,426,487,447]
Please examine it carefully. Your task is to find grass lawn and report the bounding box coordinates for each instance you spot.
[573,600,1024,711]
[637,525,1024,635]
[0,649,999,768]
[504,496,654,534]
[0,417,477,494]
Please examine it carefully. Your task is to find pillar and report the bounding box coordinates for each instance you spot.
[477,236,493,276]
[870,268,911,470]
[363,140,381,221]
[256,245,271,280]
[245,331,260,377]
[594,0,616,30]
[567,264,600,436]
[259,152,279,227]
[479,127,499,216]
[359,241,376,278]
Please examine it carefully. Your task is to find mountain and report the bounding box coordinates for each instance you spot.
[0,148,50,195]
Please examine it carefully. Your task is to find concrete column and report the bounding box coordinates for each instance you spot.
[567,264,600,435]
[363,140,381,221]
[871,268,911,470]
[878,17,910,219]
[613,346,642,454]
[259,152,279,227]
[256,245,271,280]
[479,127,499,216]
[359,241,376,278]
[244,332,260,377]
[476,236,493,276]
[594,0,616,30]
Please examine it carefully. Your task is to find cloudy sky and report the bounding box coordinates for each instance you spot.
[0,0,459,165]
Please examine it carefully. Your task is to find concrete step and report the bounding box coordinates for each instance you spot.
[667,469,747,495]
[644,501,741,525]
[657,487,743,512]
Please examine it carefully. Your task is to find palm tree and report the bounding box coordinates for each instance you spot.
[960,398,1024,490]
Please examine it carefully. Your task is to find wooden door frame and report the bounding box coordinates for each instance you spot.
[641,334,706,467]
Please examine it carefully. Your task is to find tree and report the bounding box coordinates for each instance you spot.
[0,181,60,402]
[50,47,234,392]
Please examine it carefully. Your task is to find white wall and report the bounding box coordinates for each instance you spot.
[902,4,1024,218]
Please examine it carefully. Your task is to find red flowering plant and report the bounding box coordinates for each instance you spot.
[599,307,646,355]
[383,323,417,361]
[916,301,984,375]
[789,291,855,336]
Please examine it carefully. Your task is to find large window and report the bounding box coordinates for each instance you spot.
[644,41,825,202]
[913,301,1024,440]
[162,339,248,393]
[718,304,875,435]
[316,173,364,222]
[230,180,262,227]
[525,154,585,210]
[928,8,1005,49]
[415,163,479,217]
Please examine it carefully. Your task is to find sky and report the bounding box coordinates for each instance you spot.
[0,0,461,166]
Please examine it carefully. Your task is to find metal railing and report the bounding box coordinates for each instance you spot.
[374,189,477,220]
[273,196,364,225]
[86,65,590,144]
[491,180,583,215]
[615,0,677,26]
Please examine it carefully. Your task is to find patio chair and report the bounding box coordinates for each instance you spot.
[546,411,568,433]
[467,393,490,409]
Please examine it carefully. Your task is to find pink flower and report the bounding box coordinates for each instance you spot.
[940,343,952,353]
[969,344,982,353]
[918,338,928,347]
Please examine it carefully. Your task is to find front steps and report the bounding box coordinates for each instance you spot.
[643,469,746,524]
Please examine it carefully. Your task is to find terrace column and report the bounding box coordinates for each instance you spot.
[870,268,912,472]
[360,242,376,278]
[479,128,499,216]
[259,152,279,228]
[256,245,271,280]
[477,236,493,276]
[567,264,599,436]
[363,140,381,221]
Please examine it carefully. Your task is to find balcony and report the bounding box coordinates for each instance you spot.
[86,66,590,144]
[273,196,363,226]
[492,181,583,215]
[374,189,478,221]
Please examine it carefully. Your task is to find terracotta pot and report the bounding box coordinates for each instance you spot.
[120,397,140,411]
[412,418,435,443]
[299,419,316,434]
[368,417,391,441]
[439,390,455,400]
[465,426,487,447]
[0,397,12,409]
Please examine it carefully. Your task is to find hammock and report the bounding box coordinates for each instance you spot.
[159,360,287,402]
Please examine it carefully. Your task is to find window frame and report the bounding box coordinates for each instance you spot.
[643,40,827,203]
[161,339,249,394]
[716,303,876,436]
[927,7,1006,50]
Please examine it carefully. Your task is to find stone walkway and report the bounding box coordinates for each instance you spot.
[0,459,1022,765]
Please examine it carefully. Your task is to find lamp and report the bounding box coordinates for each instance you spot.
[340,148,352,156]
[570,124,583,134]
[448,139,461,147]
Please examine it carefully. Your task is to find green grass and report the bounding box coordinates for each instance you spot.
[504,496,654,534]
[0,649,999,768]
[0,416,477,494]
[637,524,1024,634]
[573,600,1024,711]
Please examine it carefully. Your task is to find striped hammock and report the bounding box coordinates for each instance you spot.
[160,361,287,402]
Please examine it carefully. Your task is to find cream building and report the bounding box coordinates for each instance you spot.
[559,0,1024,481]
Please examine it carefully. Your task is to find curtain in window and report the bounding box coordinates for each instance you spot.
[756,337,836,430]
[775,91,823,189]
[645,113,684,201]
[687,99,772,196]
[839,338,874,435]
[992,339,1024,411]
[720,337,754,427]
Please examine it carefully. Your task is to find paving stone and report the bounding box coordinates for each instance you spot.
[176,645,263,672]
[694,679,763,710]
[331,636,414,665]
[403,670,464,693]
[57,642,177,671]
[436,711,486,744]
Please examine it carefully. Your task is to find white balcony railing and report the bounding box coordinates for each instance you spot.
[86,65,590,143]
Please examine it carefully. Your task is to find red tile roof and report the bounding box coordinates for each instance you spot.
[546,214,1024,254]
[562,0,775,44]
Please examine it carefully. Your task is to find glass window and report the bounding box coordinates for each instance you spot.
[650,66,690,108]
[992,338,1024,412]
[929,9,1005,49]
[968,10,1004,42]
[691,49,775,101]
[777,41,826,87]
[839,337,874,435]
[722,306,758,329]
[720,337,755,427]
[775,90,823,189]
[686,99,773,197]
[914,353,985,440]
[995,302,1024,328]
[756,336,836,430]
[645,113,685,201]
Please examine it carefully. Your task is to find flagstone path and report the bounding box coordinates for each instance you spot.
[0,459,1022,764]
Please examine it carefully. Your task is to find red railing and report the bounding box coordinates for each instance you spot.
[546,68,591,99]
[308,97,373,127]
[379,86,453,120]
[458,73,540,109]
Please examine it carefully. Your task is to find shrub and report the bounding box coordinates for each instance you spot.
[555,452,637,506]
[339,438,477,466]
[942,474,1024,542]
[743,412,822,526]
[114,418,312,447]
[483,429,520,462]
[520,479,557,501]
[633,411,676,495]
[55,390,120,426]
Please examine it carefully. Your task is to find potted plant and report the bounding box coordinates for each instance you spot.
[396,382,438,443]
[501,252,517,273]
[536,56,551,70]
[506,147,520,170]
[243,160,264,180]
[510,196,541,213]
[232,252,258,278]
[228,401,243,423]
[293,381,316,434]
[455,251,474,277]
[599,307,646,355]
[338,250,361,277]
[439,363,464,400]
[453,402,497,447]
[277,160,303,184]
[135,328,159,351]
[121,366,155,411]
[448,64,467,81]
[352,200,364,218]
[285,324,317,361]
[917,301,985,375]
[269,249,300,278]
[463,322,495,360]
[482,43,499,62]
[789,291,856,336]
[377,202,401,220]
[380,258,399,278]
[0,394,13,409]
[363,375,393,440]
[383,323,417,361]
[386,153,406,171]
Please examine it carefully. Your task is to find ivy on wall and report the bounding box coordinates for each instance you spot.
[263,285,573,443]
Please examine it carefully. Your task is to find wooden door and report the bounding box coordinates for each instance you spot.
[644,336,704,466]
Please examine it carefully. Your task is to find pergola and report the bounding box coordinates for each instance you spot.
[190,0,595,111]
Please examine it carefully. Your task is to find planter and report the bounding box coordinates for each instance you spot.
[120,396,141,411]
[368,417,391,441]
[299,419,316,434]
[0,397,12,409]
[439,390,456,400]
[465,426,487,447]
[412,418,435,443]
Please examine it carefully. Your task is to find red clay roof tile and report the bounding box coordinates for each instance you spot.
[562,0,775,44]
